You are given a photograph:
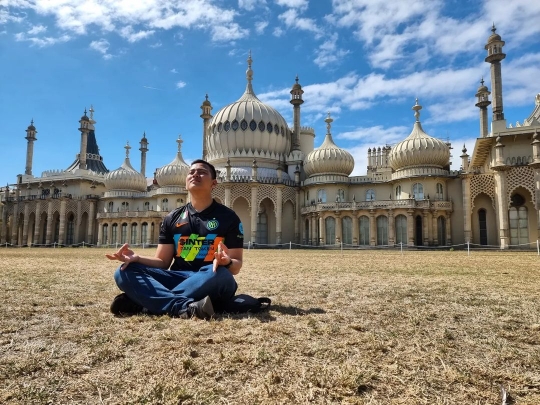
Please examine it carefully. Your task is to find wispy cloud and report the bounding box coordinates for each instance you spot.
[119,26,155,43]
[27,25,47,35]
[255,21,269,34]
[313,33,349,68]
[14,32,70,47]
[170,68,179,73]
[89,39,112,60]
[143,85,162,90]
[176,81,187,89]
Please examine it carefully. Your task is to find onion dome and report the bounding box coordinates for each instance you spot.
[206,52,291,161]
[27,119,36,131]
[155,136,190,186]
[389,99,450,172]
[303,113,354,177]
[80,108,90,122]
[477,78,489,94]
[104,142,147,191]
[486,23,502,44]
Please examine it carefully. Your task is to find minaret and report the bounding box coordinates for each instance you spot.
[200,94,213,160]
[460,144,469,172]
[290,75,304,150]
[139,132,149,177]
[24,119,37,176]
[475,78,491,138]
[485,24,506,122]
[78,109,90,170]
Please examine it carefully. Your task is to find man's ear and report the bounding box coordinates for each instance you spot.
[212,179,218,188]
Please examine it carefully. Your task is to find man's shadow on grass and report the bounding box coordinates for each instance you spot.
[217,304,326,322]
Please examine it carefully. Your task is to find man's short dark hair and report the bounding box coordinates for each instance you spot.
[191,159,217,180]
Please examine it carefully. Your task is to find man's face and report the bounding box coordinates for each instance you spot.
[186,163,216,192]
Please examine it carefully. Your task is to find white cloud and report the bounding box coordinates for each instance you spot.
[238,0,266,11]
[149,41,162,48]
[89,39,112,60]
[278,8,322,37]
[170,68,179,73]
[14,31,70,47]
[313,33,349,68]
[210,23,248,42]
[119,26,155,43]
[176,81,187,89]
[255,21,268,34]
[273,27,284,37]
[275,0,308,9]
[27,24,46,35]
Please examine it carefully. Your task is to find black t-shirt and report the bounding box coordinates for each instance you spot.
[159,200,244,271]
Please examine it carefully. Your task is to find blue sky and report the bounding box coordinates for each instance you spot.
[1,0,539,187]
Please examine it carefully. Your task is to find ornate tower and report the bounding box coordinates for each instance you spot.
[475,78,491,138]
[78,109,90,170]
[24,120,37,176]
[485,24,505,122]
[200,94,212,160]
[139,132,149,177]
[290,75,304,151]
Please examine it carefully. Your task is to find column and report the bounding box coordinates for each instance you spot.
[33,200,41,245]
[224,186,231,208]
[97,221,103,246]
[388,209,394,246]
[1,205,8,244]
[10,202,19,245]
[22,203,30,246]
[423,209,429,246]
[493,170,509,248]
[276,186,283,244]
[352,212,359,245]
[295,189,300,244]
[462,176,472,243]
[310,214,316,244]
[58,199,67,245]
[127,223,132,245]
[407,209,414,246]
[45,200,53,245]
[432,210,439,246]
[445,212,452,246]
[87,201,95,244]
[335,213,341,244]
[145,222,151,246]
[369,209,376,246]
[318,214,324,245]
[250,185,258,244]
[75,200,82,244]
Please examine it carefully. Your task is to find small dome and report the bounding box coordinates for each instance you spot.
[80,109,90,121]
[486,25,502,44]
[104,143,147,192]
[389,100,450,172]
[304,114,354,177]
[27,120,36,131]
[155,136,190,187]
[202,94,211,106]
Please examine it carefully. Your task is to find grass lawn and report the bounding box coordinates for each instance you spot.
[1,247,539,404]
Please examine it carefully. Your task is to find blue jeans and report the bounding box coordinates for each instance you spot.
[114,263,237,317]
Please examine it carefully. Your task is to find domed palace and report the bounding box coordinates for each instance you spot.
[2,27,540,249]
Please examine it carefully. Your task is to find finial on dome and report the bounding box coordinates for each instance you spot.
[480,77,484,86]
[295,75,299,84]
[462,144,467,153]
[176,135,183,152]
[325,112,333,134]
[492,22,496,33]
[125,142,131,158]
[89,105,94,120]
[245,50,254,94]
[205,93,209,101]
[412,99,422,122]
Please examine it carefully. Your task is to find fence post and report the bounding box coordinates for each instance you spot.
[400,242,403,255]
[467,241,470,256]
[537,240,539,256]
[289,241,292,251]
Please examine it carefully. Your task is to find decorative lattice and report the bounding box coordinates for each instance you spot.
[507,166,536,208]
[282,186,297,206]
[231,184,253,209]
[257,184,276,209]
[470,174,495,210]
[212,186,225,204]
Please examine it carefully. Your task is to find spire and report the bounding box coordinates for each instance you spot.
[125,142,131,158]
[176,135,183,154]
[245,50,254,95]
[413,98,422,122]
[325,112,333,135]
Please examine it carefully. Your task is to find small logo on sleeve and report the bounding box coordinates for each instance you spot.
[206,219,219,230]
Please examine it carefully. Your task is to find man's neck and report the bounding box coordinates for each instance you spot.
[189,195,213,212]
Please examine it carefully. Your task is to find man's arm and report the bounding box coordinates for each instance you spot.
[106,243,175,270]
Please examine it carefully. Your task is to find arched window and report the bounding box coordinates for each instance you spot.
[342,216,352,245]
[121,201,129,212]
[102,224,109,245]
[108,201,114,212]
[131,223,138,244]
[162,198,168,212]
[144,201,150,211]
[412,183,424,200]
[337,189,345,202]
[509,206,528,247]
[325,217,335,245]
[366,189,375,201]
[395,215,407,245]
[121,223,128,242]
[478,209,487,245]
[66,214,75,245]
[437,216,446,245]
[436,183,444,200]
[256,208,268,244]
[376,215,388,245]
[359,216,370,245]
[112,223,118,244]
[141,223,148,244]
[317,189,326,203]
[304,219,310,245]
[395,185,401,200]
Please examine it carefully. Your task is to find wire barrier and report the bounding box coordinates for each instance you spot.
[2,240,540,255]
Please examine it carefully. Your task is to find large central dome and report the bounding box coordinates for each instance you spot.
[206,53,291,165]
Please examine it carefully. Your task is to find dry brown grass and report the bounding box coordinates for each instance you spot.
[1,247,539,404]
